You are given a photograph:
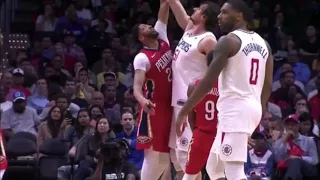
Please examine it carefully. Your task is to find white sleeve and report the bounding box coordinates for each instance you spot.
[133,53,151,72]
[154,21,169,45]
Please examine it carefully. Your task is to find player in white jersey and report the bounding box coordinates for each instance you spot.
[166,0,220,179]
[176,0,274,180]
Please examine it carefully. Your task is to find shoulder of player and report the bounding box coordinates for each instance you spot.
[263,40,272,54]
[213,34,240,57]
[198,34,217,54]
[133,52,149,62]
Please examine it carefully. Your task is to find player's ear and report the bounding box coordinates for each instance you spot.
[236,12,243,22]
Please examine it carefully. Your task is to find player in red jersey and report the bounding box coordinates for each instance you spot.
[132,0,173,179]
[183,80,220,180]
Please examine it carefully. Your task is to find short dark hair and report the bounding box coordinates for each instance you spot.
[132,24,141,43]
[54,93,71,103]
[280,70,295,79]
[201,2,220,32]
[227,0,253,23]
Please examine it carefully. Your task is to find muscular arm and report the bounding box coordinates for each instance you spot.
[167,0,193,31]
[198,36,217,56]
[187,83,196,131]
[261,41,274,109]
[154,0,170,44]
[179,35,236,115]
[158,0,169,25]
[133,53,150,104]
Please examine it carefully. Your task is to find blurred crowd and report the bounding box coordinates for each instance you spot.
[0,0,319,179]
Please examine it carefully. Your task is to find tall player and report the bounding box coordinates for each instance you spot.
[167,0,220,177]
[176,0,274,179]
[132,0,172,179]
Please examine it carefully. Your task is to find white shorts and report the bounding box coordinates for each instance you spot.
[212,129,249,162]
[169,107,192,152]
[141,148,171,180]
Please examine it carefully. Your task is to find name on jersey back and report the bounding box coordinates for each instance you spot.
[155,51,172,72]
[242,43,268,59]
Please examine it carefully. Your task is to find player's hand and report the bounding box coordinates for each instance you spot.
[248,137,255,149]
[176,112,187,137]
[140,99,155,115]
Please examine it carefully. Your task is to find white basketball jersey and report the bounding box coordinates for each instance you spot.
[217,30,269,133]
[172,31,216,107]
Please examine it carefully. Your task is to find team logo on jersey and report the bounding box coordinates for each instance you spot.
[179,137,189,147]
[137,136,152,144]
[222,144,232,156]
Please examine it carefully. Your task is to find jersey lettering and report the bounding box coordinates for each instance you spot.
[205,100,215,121]
[249,58,259,85]
[172,49,180,61]
[166,68,172,82]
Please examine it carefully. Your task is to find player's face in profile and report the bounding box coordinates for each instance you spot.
[217,3,237,33]
[191,4,207,24]
[138,24,159,40]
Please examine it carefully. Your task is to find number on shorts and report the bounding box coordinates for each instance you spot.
[249,58,259,85]
[205,100,215,121]
[166,68,172,82]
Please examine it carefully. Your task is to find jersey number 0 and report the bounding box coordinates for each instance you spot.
[249,58,259,85]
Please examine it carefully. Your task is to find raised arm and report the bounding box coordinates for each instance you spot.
[158,0,169,25]
[261,41,274,109]
[167,0,193,31]
[154,0,170,44]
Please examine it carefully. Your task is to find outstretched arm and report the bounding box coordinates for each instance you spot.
[178,35,235,116]
[261,41,274,110]
[167,0,193,31]
[155,0,170,44]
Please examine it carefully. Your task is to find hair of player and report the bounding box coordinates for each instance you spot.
[201,1,220,32]
[132,24,141,44]
[227,0,253,24]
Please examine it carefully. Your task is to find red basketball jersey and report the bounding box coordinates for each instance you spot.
[139,39,172,104]
[193,80,219,133]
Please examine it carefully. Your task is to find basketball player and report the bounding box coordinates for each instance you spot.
[167,0,220,177]
[132,0,173,179]
[176,0,274,179]
[181,78,221,180]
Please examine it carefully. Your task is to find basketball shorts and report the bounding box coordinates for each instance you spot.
[185,129,215,174]
[213,130,249,162]
[141,148,171,180]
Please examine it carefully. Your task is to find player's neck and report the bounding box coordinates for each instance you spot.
[144,39,159,49]
[191,25,207,35]
[233,24,248,32]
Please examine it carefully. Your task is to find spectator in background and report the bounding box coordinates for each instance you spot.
[89,105,105,127]
[282,97,309,118]
[1,92,40,139]
[54,42,77,73]
[0,85,12,113]
[64,78,88,108]
[86,19,111,48]
[267,115,284,148]
[75,0,92,21]
[272,63,305,92]
[27,78,49,114]
[308,76,320,121]
[75,67,96,101]
[37,106,70,148]
[89,91,103,106]
[41,36,55,59]
[1,72,13,97]
[245,132,274,180]
[266,101,282,118]
[103,85,121,126]
[70,117,114,180]
[7,68,32,100]
[62,30,85,59]
[55,5,87,40]
[306,71,320,95]
[19,59,38,93]
[274,49,311,85]
[90,9,115,34]
[116,111,143,171]
[274,114,318,180]
[299,112,320,140]
[100,72,127,104]
[299,25,319,57]
[36,4,58,32]
[64,108,95,146]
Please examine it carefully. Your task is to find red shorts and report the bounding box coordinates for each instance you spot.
[137,103,172,153]
[185,128,216,174]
